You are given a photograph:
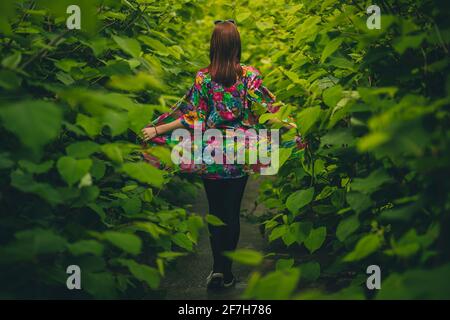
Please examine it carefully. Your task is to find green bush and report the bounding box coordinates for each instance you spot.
[0,0,207,299]
[236,0,450,299]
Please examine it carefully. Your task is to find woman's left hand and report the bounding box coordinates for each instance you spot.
[142,126,158,141]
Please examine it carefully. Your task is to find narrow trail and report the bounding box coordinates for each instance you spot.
[159,177,268,300]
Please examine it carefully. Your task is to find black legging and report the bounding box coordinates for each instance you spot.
[202,175,248,277]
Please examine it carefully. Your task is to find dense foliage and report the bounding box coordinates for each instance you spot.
[0,0,449,299]
[235,0,450,299]
[0,0,208,299]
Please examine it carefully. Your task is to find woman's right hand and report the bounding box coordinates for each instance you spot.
[142,126,158,141]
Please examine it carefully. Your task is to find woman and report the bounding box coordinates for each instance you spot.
[142,19,297,290]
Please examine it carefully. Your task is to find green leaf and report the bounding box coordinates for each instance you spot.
[346,191,372,213]
[393,34,425,54]
[0,152,13,169]
[295,222,313,244]
[282,223,299,246]
[103,231,142,255]
[171,232,193,251]
[122,162,165,188]
[16,228,67,254]
[117,259,160,289]
[323,85,343,108]
[320,38,343,63]
[56,71,74,85]
[385,229,421,258]
[121,197,142,215]
[258,112,278,124]
[0,70,22,90]
[2,51,22,69]
[10,170,62,205]
[379,204,417,222]
[328,57,355,70]
[223,249,264,266]
[343,234,382,262]
[276,258,295,271]
[101,143,123,164]
[187,215,204,241]
[91,159,106,180]
[313,204,335,215]
[297,106,322,135]
[279,147,293,168]
[141,188,153,203]
[299,262,320,282]
[134,222,167,239]
[83,272,117,299]
[0,228,67,262]
[84,37,110,56]
[102,110,128,136]
[54,59,86,72]
[320,128,354,147]
[146,146,173,168]
[236,9,252,22]
[286,187,315,215]
[66,141,100,158]
[0,101,62,153]
[112,35,141,58]
[76,114,102,137]
[269,224,288,242]
[108,72,165,92]
[336,214,360,242]
[128,105,154,133]
[246,269,300,299]
[68,240,104,256]
[158,251,188,260]
[138,36,170,56]
[57,156,92,186]
[350,169,393,194]
[205,214,226,226]
[122,184,138,193]
[304,226,326,253]
[294,16,321,46]
[18,160,53,174]
[357,132,390,152]
[256,19,274,31]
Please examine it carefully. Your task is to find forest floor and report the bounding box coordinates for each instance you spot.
[158,177,269,300]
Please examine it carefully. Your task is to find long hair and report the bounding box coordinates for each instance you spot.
[208,21,243,87]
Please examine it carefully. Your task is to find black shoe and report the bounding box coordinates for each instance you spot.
[206,271,224,290]
[223,275,236,288]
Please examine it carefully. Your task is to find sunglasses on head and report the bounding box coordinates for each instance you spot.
[214,19,236,25]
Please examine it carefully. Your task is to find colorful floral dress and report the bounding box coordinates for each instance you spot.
[144,65,299,179]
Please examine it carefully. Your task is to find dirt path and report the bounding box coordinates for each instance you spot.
[159,177,268,300]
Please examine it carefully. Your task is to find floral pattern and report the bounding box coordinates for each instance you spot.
[144,65,296,179]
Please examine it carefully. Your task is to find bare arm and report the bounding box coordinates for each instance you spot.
[141,119,184,141]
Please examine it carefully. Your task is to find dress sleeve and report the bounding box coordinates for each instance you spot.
[246,67,279,114]
[178,72,209,130]
[151,70,209,131]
